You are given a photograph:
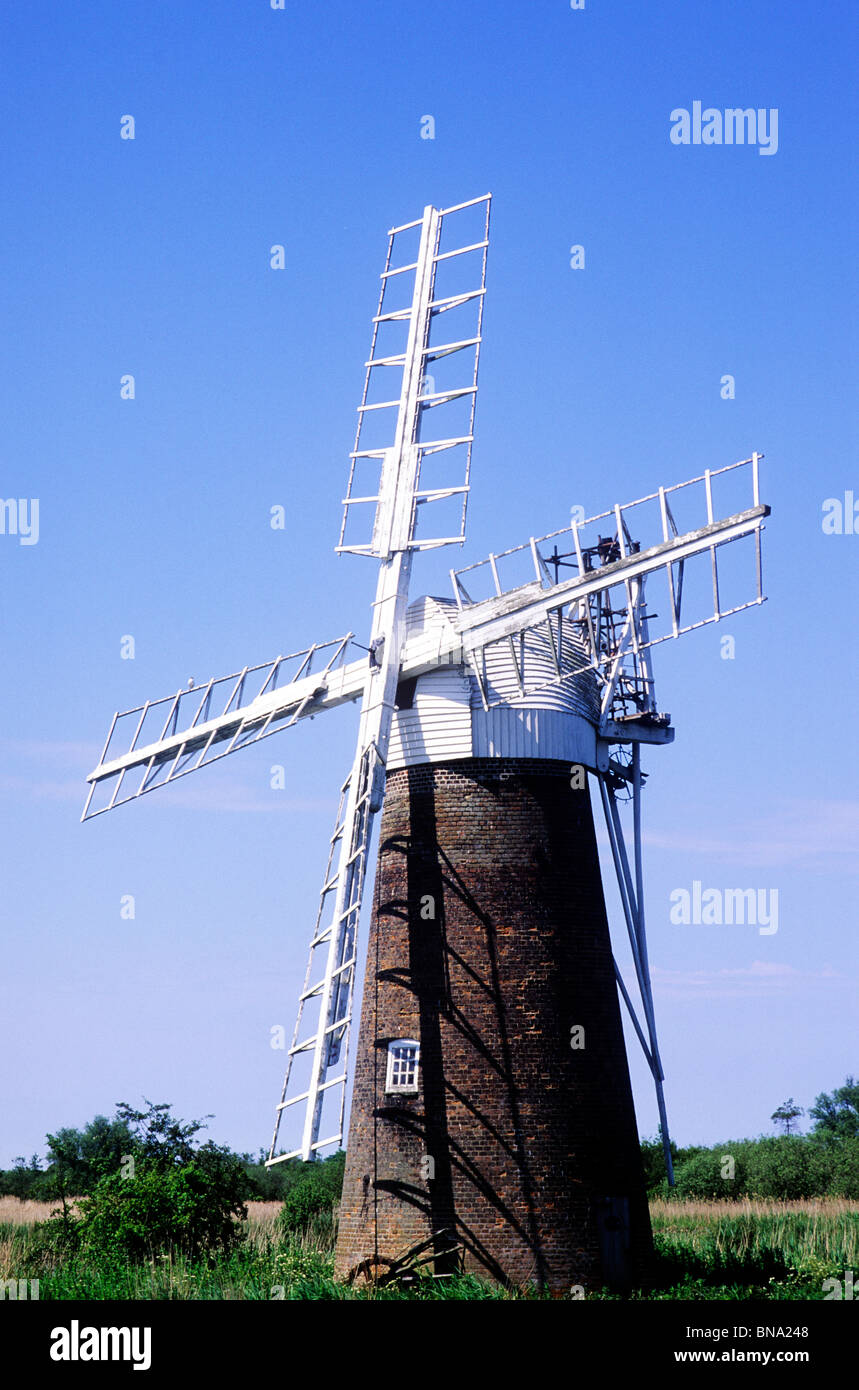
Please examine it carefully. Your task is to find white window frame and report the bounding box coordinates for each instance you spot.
[385,1038,420,1094]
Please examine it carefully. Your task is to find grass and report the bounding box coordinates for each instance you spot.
[651,1196,858,1267]
[1,1197,855,1300]
[639,1197,858,1301]
[0,1196,73,1226]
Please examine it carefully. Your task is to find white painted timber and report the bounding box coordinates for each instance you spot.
[387,596,601,771]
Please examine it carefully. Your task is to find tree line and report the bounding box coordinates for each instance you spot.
[642,1076,859,1197]
[2,1076,857,1212]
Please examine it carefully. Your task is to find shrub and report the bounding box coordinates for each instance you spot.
[276,1151,346,1234]
[827,1138,859,1198]
[672,1145,748,1200]
[744,1136,826,1200]
[40,1102,252,1262]
[73,1152,248,1262]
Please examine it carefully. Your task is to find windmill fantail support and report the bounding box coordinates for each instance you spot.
[83,195,769,1292]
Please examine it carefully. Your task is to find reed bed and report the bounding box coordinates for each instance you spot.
[1,1197,854,1299]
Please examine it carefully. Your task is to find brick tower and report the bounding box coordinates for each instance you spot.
[333,599,653,1293]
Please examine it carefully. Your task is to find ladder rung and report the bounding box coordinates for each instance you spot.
[423,337,479,361]
[357,398,402,413]
[290,1011,352,1058]
[278,1074,346,1110]
[438,193,492,216]
[277,1133,343,1160]
[300,957,355,1001]
[333,894,363,924]
[415,486,469,500]
[418,434,473,454]
[409,535,469,550]
[380,260,418,279]
[433,239,488,263]
[429,288,486,312]
[418,386,477,405]
[372,307,412,323]
[365,352,406,368]
[308,1134,342,1152]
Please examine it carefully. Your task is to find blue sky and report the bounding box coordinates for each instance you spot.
[1,0,856,1166]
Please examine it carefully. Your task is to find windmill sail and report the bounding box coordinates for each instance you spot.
[81,636,359,820]
[269,197,493,1162]
[451,453,768,728]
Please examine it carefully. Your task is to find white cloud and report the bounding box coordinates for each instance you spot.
[643,798,859,872]
[651,960,854,1000]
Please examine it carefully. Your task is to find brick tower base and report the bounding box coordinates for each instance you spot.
[333,759,653,1293]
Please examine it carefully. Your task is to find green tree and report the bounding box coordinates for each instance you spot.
[809,1077,859,1141]
[112,1099,211,1165]
[46,1101,251,1262]
[771,1098,804,1136]
[45,1114,135,1194]
[9,1156,28,1201]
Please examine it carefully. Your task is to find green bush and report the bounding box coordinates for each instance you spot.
[743,1136,824,1200]
[661,1134,859,1201]
[72,1155,248,1261]
[40,1102,251,1263]
[672,1144,748,1200]
[822,1137,859,1198]
[276,1151,346,1234]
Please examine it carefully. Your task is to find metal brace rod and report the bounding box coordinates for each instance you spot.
[597,773,675,1184]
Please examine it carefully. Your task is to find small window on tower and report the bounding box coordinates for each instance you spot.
[386,1039,420,1094]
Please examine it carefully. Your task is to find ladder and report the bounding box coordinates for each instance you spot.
[268,196,492,1163]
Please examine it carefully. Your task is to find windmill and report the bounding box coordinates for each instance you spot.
[83,194,769,1292]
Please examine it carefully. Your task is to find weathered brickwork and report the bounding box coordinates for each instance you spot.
[334,759,653,1292]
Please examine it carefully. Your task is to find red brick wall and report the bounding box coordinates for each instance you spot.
[334,759,653,1293]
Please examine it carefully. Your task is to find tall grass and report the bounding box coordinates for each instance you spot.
[0,1196,72,1226]
[2,1198,855,1300]
[649,1196,858,1286]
